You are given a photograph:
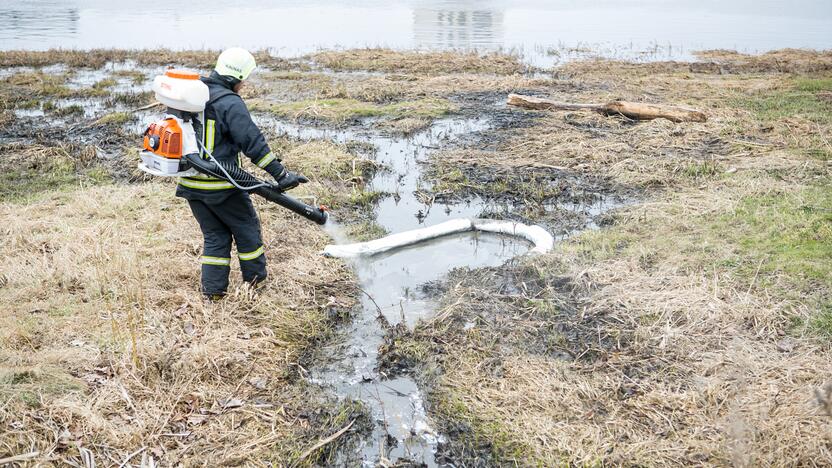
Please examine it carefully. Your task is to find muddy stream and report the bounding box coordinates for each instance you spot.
[262,116,615,465]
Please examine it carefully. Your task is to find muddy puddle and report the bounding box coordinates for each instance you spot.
[254,112,619,465]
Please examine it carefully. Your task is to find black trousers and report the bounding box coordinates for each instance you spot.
[187,192,267,295]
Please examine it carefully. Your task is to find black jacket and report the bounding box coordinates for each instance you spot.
[176,72,284,204]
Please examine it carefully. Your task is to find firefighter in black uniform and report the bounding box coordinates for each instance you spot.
[176,47,307,298]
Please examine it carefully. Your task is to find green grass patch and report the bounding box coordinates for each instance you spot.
[92,78,117,89]
[0,71,113,109]
[680,159,721,179]
[17,98,40,109]
[0,72,75,99]
[112,69,147,85]
[109,90,154,107]
[738,77,832,160]
[724,184,832,285]
[742,90,829,123]
[348,190,385,207]
[432,369,533,462]
[317,189,385,211]
[52,104,84,117]
[95,111,133,125]
[345,220,387,241]
[795,78,832,92]
[808,301,832,338]
[0,145,112,202]
[262,70,313,81]
[0,157,77,201]
[0,367,85,408]
[432,167,470,193]
[740,78,832,123]
[567,182,831,295]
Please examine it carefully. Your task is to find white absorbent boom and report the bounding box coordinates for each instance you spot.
[322,218,554,258]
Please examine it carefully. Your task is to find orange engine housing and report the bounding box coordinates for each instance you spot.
[143,118,183,159]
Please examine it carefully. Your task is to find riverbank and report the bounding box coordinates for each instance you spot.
[1,48,830,466]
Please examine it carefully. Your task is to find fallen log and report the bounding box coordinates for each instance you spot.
[507,93,707,123]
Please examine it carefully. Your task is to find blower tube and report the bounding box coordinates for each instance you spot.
[183,153,328,225]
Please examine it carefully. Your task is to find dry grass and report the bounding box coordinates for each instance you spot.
[398,180,832,465]
[0,72,75,107]
[254,70,552,104]
[434,58,832,193]
[396,52,832,466]
[0,49,297,70]
[308,48,527,75]
[558,49,832,78]
[0,182,363,465]
[0,96,379,463]
[0,143,108,201]
[249,96,456,126]
[378,117,433,136]
[277,139,356,178]
[694,48,832,74]
[253,138,380,214]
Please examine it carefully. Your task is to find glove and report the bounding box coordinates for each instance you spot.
[274,169,308,192]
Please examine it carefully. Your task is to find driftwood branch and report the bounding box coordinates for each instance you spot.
[507,93,706,123]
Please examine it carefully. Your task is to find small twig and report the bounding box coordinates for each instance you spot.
[130,101,163,112]
[744,257,766,303]
[0,451,40,465]
[229,356,259,401]
[372,384,391,463]
[358,286,391,330]
[117,447,146,468]
[292,419,355,467]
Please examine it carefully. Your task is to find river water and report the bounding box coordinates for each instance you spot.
[2,0,831,66]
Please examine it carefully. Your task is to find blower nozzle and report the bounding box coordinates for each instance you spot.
[183,153,328,225]
[255,185,328,225]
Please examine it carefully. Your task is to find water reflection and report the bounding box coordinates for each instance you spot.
[413,6,504,49]
[0,4,79,42]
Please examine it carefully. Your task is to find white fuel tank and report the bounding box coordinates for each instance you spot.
[152,69,209,112]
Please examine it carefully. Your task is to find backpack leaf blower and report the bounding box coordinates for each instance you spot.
[137,69,328,225]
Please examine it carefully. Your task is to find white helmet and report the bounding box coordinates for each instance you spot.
[215,47,256,81]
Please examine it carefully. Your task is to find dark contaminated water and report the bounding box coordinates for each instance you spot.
[2,0,832,66]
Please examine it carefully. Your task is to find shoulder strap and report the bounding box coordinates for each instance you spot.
[209,87,238,106]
